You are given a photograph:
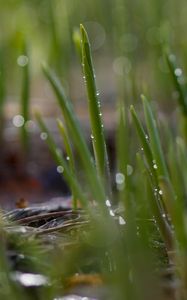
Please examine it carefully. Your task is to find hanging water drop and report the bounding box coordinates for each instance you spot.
[40,132,48,140]
[119,216,126,225]
[174,68,182,77]
[57,166,64,174]
[106,199,111,207]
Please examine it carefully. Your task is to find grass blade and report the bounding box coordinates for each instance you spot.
[35,112,87,208]
[57,118,77,209]
[20,42,30,152]
[166,53,187,116]
[42,64,106,206]
[80,24,111,195]
[142,95,169,180]
[130,105,156,181]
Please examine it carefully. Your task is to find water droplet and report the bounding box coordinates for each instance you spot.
[153,164,158,169]
[66,156,70,161]
[145,134,149,140]
[12,272,48,287]
[57,165,64,174]
[174,68,182,77]
[12,115,24,127]
[141,147,144,151]
[91,134,94,139]
[101,124,104,128]
[162,213,166,218]
[106,199,111,207]
[159,190,163,195]
[99,112,102,116]
[96,91,100,96]
[127,164,133,176]
[109,209,115,217]
[17,55,29,67]
[115,173,125,185]
[40,132,48,140]
[119,216,126,225]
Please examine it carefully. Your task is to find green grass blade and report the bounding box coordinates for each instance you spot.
[72,28,82,61]
[142,95,169,180]
[35,112,87,208]
[116,102,130,203]
[42,64,106,205]
[57,118,77,209]
[141,96,187,247]
[166,53,187,116]
[20,42,30,152]
[80,24,111,195]
[130,105,156,180]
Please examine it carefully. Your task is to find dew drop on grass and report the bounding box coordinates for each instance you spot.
[17,55,29,67]
[174,68,182,77]
[66,156,70,161]
[91,134,94,139]
[12,115,25,127]
[57,166,64,174]
[153,164,157,169]
[127,164,133,176]
[119,216,126,225]
[115,173,125,185]
[109,209,115,217]
[99,112,102,116]
[40,132,48,140]
[96,91,100,96]
[106,199,111,207]
[145,134,149,140]
[159,190,163,195]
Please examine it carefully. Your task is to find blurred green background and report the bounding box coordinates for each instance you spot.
[0,0,187,112]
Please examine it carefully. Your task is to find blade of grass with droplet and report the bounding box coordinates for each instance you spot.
[142,95,187,247]
[35,111,87,208]
[166,53,187,116]
[136,153,173,251]
[80,24,111,196]
[142,95,169,180]
[20,42,30,152]
[116,102,130,204]
[57,118,77,209]
[130,105,157,184]
[42,64,106,206]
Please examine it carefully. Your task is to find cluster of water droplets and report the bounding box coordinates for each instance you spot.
[154,187,163,197]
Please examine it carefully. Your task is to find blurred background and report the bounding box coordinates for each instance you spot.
[1,0,187,106]
[0,0,186,208]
